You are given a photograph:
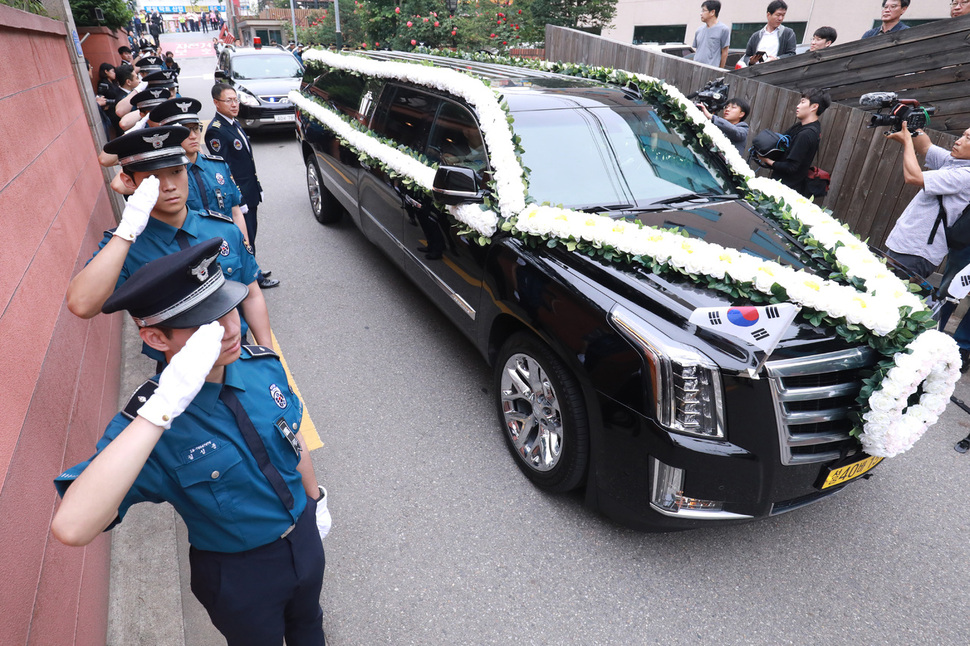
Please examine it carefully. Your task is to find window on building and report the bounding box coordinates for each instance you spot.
[632,25,687,45]
[730,22,807,50]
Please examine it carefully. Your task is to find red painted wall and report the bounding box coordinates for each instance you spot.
[0,6,121,645]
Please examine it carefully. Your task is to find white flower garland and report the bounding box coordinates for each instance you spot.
[860,330,961,458]
[295,50,960,457]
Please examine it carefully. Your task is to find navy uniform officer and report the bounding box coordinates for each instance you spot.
[52,241,328,646]
[149,97,252,245]
[66,125,273,353]
[207,82,278,288]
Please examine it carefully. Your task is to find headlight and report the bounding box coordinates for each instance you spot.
[237,89,259,107]
[610,305,724,439]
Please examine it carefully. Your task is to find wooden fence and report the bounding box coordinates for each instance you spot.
[733,14,970,137]
[545,25,958,252]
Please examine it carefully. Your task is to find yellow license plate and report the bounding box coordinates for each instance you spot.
[820,455,883,489]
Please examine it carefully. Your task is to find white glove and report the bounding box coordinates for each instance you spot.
[129,113,151,132]
[135,80,148,93]
[138,322,225,429]
[114,175,159,241]
[314,486,331,540]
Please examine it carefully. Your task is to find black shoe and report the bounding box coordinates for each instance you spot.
[258,277,280,288]
[416,245,429,253]
[261,270,272,279]
[961,349,970,374]
[956,438,970,454]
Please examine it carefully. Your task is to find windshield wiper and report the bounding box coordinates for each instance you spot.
[648,191,739,207]
[576,204,635,213]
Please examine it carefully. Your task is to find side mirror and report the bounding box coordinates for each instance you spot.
[214,70,227,80]
[432,166,485,205]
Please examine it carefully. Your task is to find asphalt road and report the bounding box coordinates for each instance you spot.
[171,34,970,646]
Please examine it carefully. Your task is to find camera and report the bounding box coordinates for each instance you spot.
[860,92,936,135]
[689,77,731,113]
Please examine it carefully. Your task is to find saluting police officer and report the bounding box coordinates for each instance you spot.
[206,82,278,288]
[149,97,251,244]
[66,125,273,353]
[52,240,328,646]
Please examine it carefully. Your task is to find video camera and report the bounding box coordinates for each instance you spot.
[688,77,731,113]
[860,92,936,135]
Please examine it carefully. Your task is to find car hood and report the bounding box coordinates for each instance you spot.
[235,77,302,98]
[548,199,855,370]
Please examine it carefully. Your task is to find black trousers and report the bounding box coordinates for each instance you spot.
[244,203,259,253]
[189,497,326,646]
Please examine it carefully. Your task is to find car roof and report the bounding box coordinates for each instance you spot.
[355,51,636,112]
[226,46,293,57]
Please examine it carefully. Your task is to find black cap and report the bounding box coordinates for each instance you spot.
[144,69,178,88]
[103,125,190,172]
[128,87,172,112]
[150,97,202,126]
[102,238,248,328]
[134,55,163,73]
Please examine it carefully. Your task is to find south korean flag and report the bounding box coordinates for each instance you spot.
[945,262,970,302]
[689,303,801,355]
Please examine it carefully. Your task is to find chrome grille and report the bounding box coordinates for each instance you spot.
[765,347,876,465]
[258,95,290,104]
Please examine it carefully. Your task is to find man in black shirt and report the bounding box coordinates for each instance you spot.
[759,88,831,199]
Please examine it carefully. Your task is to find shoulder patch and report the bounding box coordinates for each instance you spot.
[122,379,159,421]
[202,208,235,223]
[211,120,222,128]
[242,344,278,359]
[201,152,225,162]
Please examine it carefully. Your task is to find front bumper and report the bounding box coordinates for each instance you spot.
[238,104,297,129]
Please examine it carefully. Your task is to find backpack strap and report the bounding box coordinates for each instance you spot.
[927,195,948,246]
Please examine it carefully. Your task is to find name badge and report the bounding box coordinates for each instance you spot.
[182,439,220,463]
[275,418,301,457]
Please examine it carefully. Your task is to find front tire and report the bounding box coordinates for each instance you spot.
[494,333,590,493]
[306,157,342,224]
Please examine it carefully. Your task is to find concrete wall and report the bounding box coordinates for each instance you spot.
[603,0,954,48]
[0,4,122,644]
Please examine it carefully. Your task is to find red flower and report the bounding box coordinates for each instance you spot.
[410,39,417,45]
[375,41,380,46]
[451,29,457,35]
[394,5,400,12]
[513,25,518,29]
[434,21,439,26]
[361,42,367,47]
[406,20,412,26]
[423,17,428,22]
[502,41,507,45]
[498,12,504,16]
[518,9,522,13]
[490,33,496,37]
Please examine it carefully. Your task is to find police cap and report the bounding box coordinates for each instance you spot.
[134,55,163,74]
[150,97,202,126]
[103,125,190,173]
[128,87,172,113]
[144,69,178,88]
[102,238,248,328]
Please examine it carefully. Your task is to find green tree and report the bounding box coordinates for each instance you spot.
[70,0,132,30]
[527,0,614,35]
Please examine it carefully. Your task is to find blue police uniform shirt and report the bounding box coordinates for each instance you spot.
[54,348,307,553]
[92,208,261,356]
[187,153,243,216]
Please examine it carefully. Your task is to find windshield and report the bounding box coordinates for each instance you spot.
[232,54,303,80]
[512,104,733,211]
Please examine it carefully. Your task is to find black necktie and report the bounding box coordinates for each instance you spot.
[175,229,191,250]
[219,386,294,510]
[190,164,210,211]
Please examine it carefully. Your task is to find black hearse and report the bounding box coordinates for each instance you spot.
[294,52,881,530]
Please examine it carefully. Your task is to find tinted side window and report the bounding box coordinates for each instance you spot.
[310,71,380,123]
[428,101,489,187]
[372,85,439,154]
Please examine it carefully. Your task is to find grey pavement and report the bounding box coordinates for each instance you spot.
[104,28,970,646]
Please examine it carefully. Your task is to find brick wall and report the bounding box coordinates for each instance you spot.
[0,5,121,645]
